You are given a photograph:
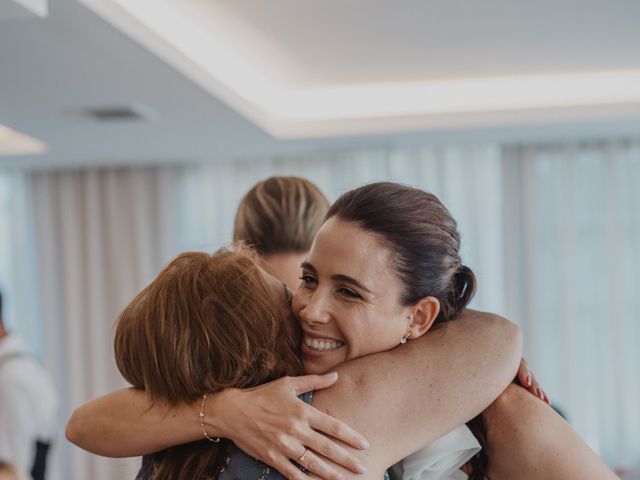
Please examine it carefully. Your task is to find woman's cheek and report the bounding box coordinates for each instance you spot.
[291,294,310,326]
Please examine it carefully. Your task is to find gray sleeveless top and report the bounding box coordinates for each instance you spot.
[137,392,314,480]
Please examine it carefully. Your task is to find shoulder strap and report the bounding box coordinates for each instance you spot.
[31,440,51,480]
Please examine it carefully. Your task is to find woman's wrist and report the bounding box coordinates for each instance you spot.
[201,388,237,439]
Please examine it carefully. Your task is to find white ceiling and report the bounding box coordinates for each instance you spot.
[1,0,640,168]
[215,0,640,86]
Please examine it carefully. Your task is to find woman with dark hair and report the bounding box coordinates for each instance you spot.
[68,183,616,479]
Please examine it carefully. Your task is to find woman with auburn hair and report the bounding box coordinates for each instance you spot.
[114,248,304,479]
[68,183,617,480]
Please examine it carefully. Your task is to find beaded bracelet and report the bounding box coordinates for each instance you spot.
[199,394,221,443]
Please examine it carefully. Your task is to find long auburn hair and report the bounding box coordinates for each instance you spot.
[114,247,303,480]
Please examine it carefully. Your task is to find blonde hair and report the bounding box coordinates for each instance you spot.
[114,247,303,479]
[234,176,329,255]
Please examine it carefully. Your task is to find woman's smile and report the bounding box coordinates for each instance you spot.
[301,331,345,355]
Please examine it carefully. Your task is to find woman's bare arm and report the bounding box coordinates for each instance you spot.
[66,387,199,457]
[484,384,617,480]
[311,309,522,474]
[66,373,369,479]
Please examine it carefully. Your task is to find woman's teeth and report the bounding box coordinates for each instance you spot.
[304,336,344,352]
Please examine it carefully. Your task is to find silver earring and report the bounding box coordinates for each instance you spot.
[400,334,410,345]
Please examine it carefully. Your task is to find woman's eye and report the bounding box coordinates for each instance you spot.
[299,274,316,285]
[339,288,361,299]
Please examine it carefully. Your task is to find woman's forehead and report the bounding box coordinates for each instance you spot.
[308,218,396,285]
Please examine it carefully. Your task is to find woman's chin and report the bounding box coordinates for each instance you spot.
[301,345,344,374]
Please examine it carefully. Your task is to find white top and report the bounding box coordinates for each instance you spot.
[0,335,58,473]
[390,425,481,480]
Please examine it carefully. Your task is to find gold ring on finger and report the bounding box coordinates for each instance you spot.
[297,448,309,463]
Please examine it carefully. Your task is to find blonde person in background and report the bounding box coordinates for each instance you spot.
[234,176,330,290]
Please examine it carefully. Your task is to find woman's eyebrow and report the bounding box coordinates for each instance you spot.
[301,261,372,294]
[332,274,373,293]
[300,261,316,273]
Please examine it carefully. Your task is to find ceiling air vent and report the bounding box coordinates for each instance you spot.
[82,104,157,122]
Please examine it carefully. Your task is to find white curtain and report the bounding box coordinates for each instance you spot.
[173,145,507,314]
[0,173,43,355]
[502,140,640,466]
[26,167,183,480]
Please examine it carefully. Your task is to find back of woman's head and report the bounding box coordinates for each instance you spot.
[326,182,476,324]
[234,176,330,256]
[115,247,302,403]
[114,248,302,479]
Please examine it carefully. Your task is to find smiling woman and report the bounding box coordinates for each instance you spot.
[294,183,475,376]
[293,183,488,477]
[296,218,436,373]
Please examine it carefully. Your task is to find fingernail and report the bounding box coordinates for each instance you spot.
[359,439,370,450]
[525,374,532,387]
[326,371,338,379]
[355,464,368,474]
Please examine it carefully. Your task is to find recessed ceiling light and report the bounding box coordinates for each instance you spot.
[81,103,158,122]
[0,123,47,156]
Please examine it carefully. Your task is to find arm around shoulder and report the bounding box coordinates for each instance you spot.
[312,309,522,470]
[65,387,200,457]
[484,384,618,479]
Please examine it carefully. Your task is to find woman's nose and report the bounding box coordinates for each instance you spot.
[300,290,331,325]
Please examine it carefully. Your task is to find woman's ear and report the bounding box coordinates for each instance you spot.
[406,296,440,339]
